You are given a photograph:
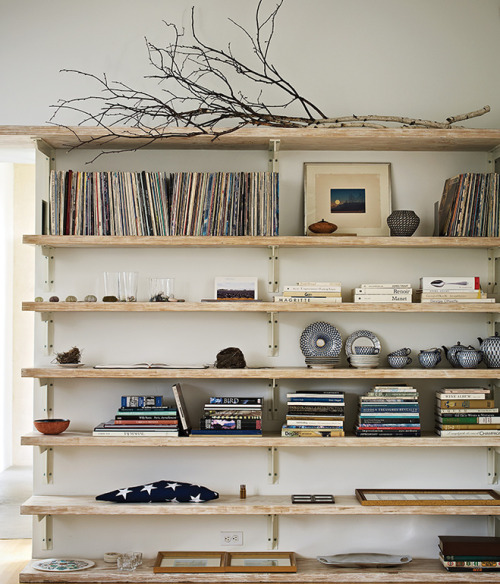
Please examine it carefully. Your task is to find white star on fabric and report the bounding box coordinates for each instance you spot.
[169,497,179,503]
[141,484,157,495]
[117,488,132,500]
[190,493,203,503]
[166,482,181,491]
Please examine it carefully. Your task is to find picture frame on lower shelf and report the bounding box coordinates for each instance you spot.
[304,162,392,236]
[153,552,227,573]
[356,488,500,506]
[226,552,297,572]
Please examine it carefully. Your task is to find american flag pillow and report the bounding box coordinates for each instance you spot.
[96,480,219,503]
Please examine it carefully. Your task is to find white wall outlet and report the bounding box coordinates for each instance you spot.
[220,531,243,545]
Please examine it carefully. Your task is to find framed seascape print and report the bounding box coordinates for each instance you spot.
[304,162,392,236]
[226,552,297,573]
[356,489,500,506]
[154,552,227,573]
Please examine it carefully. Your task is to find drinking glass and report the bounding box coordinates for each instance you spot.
[149,277,174,302]
[120,271,138,302]
[117,553,136,571]
[103,272,120,301]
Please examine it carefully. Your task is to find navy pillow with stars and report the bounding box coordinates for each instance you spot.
[96,480,219,503]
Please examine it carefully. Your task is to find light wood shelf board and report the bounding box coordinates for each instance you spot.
[18,557,500,583]
[21,301,500,313]
[20,431,500,448]
[4,125,500,151]
[20,494,500,516]
[22,235,500,249]
[21,366,500,379]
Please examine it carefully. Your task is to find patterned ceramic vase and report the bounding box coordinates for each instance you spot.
[387,210,420,236]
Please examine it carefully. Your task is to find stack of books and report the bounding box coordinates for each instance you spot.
[435,388,499,436]
[93,395,179,436]
[353,283,412,303]
[355,384,421,437]
[191,397,263,436]
[438,535,500,572]
[281,391,345,437]
[274,282,342,304]
[417,276,494,303]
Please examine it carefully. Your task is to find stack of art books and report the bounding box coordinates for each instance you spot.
[435,387,499,436]
[274,282,342,304]
[191,397,263,436]
[93,395,179,436]
[281,391,345,437]
[355,385,421,437]
[353,283,412,303]
[438,535,500,572]
[417,276,494,303]
[437,172,499,237]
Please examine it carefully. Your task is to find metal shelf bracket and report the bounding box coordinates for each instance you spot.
[41,246,54,292]
[267,514,278,550]
[40,312,54,355]
[268,139,280,173]
[487,447,500,484]
[39,446,54,484]
[268,245,279,293]
[488,516,500,537]
[268,379,279,420]
[39,379,54,418]
[37,514,53,550]
[267,312,279,357]
[267,447,279,484]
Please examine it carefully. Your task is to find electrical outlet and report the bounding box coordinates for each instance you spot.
[220,531,243,545]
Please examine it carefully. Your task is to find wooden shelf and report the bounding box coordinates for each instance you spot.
[21,366,500,379]
[4,125,500,151]
[20,431,500,448]
[22,235,500,249]
[18,557,500,583]
[20,494,500,516]
[21,301,500,313]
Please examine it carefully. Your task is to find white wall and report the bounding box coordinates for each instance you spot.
[2,0,500,563]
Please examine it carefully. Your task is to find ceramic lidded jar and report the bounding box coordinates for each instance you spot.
[387,210,420,236]
[478,333,500,368]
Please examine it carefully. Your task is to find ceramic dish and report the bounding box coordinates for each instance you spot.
[57,363,85,368]
[344,330,381,358]
[300,322,342,357]
[32,559,95,572]
[317,553,412,568]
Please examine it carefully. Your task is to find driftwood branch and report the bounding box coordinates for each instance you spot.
[49,1,491,153]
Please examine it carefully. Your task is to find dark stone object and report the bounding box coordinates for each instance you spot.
[215,347,246,368]
[49,296,59,302]
[103,295,119,302]
[387,210,420,236]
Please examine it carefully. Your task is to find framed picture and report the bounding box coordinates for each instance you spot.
[226,552,297,573]
[215,276,258,300]
[356,489,500,506]
[304,162,392,236]
[154,552,227,573]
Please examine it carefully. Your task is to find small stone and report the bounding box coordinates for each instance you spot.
[34,297,44,302]
[84,295,97,302]
[49,296,59,302]
[103,295,118,302]
[65,295,77,302]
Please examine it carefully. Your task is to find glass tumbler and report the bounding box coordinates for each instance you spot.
[117,553,136,571]
[103,272,120,301]
[149,277,174,302]
[120,271,138,302]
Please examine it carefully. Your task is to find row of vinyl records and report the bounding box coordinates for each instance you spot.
[437,173,499,237]
[48,170,279,237]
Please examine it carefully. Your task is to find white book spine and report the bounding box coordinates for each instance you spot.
[274,296,342,303]
[420,276,479,290]
[354,294,412,302]
[354,288,412,295]
[283,285,341,292]
[360,283,411,289]
[437,429,500,436]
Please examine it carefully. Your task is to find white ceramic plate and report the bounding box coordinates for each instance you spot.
[317,553,412,568]
[344,330,381,357]
[32,558,95,572]
[57,363,85,368]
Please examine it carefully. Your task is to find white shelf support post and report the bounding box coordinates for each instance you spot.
[39,379,54,418]
[38,514,53,550]
[487,447,500,484]
[39,446,54,485]
[267,514,278,550]
[267,379,279,420]
[487,516,500,537]
[267,312,279,357]
[41,246,55,292]
[40,312,54,356]
[267,447,279,484]
[268,245,279,293]
[268,139,280,173]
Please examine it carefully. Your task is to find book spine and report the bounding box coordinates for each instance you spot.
[437,429,500,436]
[437,399,495,409]
[113,419,178,425]
[439,416,500,423]
[114,415,177,420]
[121,396,163,408]
[436,393,489,400]
[436,424,500,430]
[209,397,263,405]
[354,294,412,302]
[283,285,341,292]
[354,288,412,295]
[360,283,411,289]
[420,276,480,290]
[200,418,262,430]
[281,428,345,437]
[274,296,342,303]
[92,430,177,436]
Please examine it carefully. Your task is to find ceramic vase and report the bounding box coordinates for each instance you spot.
[387,210,420,236]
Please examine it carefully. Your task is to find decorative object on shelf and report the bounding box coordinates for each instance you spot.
[84,294,97,302]
[387,355,412,369]
[53,346,82,365]
[300,321,342,368]
[226,552,297,573]
[477,333,500,368]
[117,552,142,571]
[34,296,43,302]
[418,348,442,368]
[33,418,70,435]
[120,271,138,302]
[386,210,420,236]
[240,484,246,499]
[307,219,337,234]
[317,553,412,568]
[355,488,500,506]
[388,347,411,357]
[96,479,219,503]
[103,552,120,564]
[456,349,483,369]
[103,271,120,302]
[215,347,246,369]
[49,295,59,302]
[442,342,469,368]
[354,346,379,355]
[345,330,381,368]
[149,277,174,302]
[304,162,392,236]
[32,559,95,572]
[292,494,335,504]
[154,551,227,573]
[215,276,258,300]
[344,330,381,357]
[65,295,77,302]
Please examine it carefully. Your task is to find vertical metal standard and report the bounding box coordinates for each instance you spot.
[268,379,279,420]
[268,245,279,293]
[488,517,500,537]
[267,447,279,484]
[41,246,55,292]
[267,514,278,550]
[38,515,53,550]
[268,140,280,173]
[40,312,54,355]
[487,447,499,485]
[40,379,54,418]
[39,447,54,485]
[267,312,279,357]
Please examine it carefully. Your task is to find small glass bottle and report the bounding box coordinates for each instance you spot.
[240,484,246,499]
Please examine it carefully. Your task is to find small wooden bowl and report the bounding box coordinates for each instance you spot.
[34,418,70,435]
